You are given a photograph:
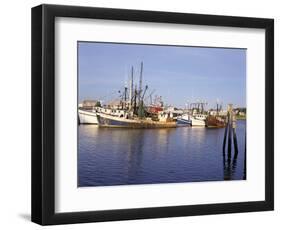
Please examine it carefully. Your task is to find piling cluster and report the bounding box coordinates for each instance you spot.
[222,104,238,155]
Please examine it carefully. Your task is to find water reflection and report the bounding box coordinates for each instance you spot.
[78,121,246,187]
[223,151,238,180]
[222,130,246,180]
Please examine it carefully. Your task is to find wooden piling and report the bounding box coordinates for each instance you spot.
[232,114,238,155]
[222,104,243,179]
[223,104,239,156]
[233,129,238,155]
[227,105,233,154]
[222,112,229,154]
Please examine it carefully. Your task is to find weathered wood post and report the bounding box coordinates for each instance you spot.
[222,104,239,155]
[233,113,239,155]
[227,104,233,155]
[222,112,229,154]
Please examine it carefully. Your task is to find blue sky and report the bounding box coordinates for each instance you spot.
[78,42,246,109]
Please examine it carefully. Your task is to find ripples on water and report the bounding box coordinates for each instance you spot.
[78,120,246,187]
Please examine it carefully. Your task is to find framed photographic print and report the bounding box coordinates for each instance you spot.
[31,4,274,225]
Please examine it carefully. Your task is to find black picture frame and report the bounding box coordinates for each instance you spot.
[31,4,274,225]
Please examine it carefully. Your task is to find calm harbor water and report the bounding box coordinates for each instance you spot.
[78,120,246,187]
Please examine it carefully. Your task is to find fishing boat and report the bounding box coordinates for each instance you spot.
[205,115,226,128]
[97,108,176,128]
[78,109,98,124]
[96,62,176,129]
[190,114,207,126]
[205,101,226,128]
[183,101,208,126]
[177,114,192,126]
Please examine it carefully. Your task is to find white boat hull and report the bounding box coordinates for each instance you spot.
[191,117,206,126]
[78,109,98,124]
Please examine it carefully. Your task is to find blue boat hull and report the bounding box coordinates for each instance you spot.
[97,113,177,128]
[177,118,192,126]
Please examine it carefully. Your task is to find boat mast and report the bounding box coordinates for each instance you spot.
[138,62,143,106]
[124,86,128,105]
[129,66,134,109]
